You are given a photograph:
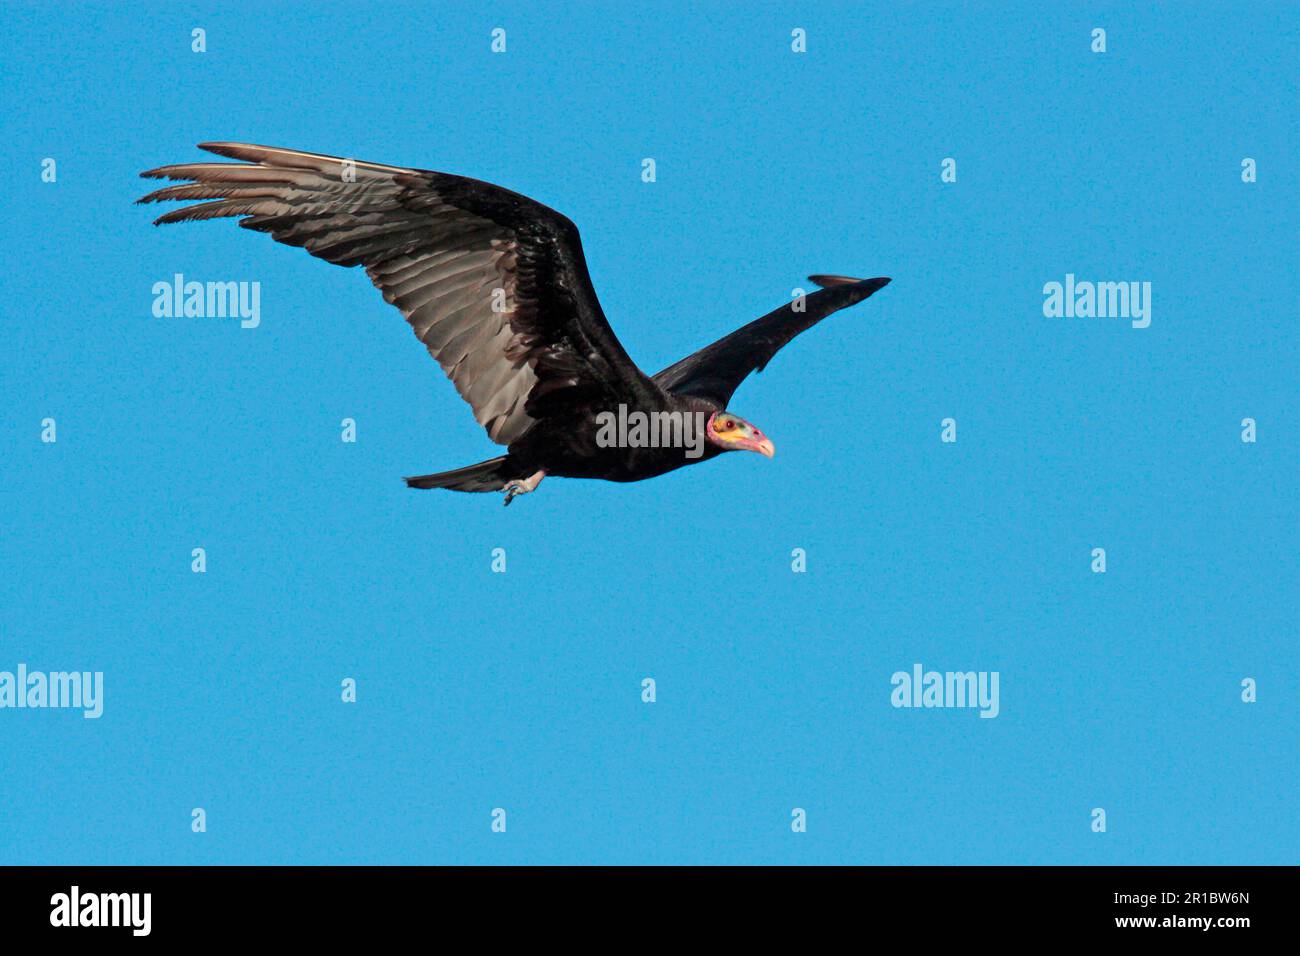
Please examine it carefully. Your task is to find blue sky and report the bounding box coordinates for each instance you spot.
[1,2,1295,864]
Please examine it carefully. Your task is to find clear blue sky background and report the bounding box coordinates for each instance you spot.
[2,2,1295,865]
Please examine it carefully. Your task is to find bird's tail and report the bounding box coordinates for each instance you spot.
[404,456,515,492]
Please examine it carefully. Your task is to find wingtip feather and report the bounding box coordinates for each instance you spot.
[808,274,892,290]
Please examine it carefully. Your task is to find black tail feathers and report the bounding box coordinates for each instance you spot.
[404,456,514,492]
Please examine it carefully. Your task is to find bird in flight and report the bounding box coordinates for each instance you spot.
[139,143,890,505]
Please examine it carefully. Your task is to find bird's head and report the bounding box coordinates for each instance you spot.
[706,411,775,458]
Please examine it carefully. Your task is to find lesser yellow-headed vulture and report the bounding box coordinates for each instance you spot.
[139,143,890,504]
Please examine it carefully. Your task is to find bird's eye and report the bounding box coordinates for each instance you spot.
[724,420,735,430]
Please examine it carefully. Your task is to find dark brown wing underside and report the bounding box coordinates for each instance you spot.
[652,275,891,407]
[139,142,662,445]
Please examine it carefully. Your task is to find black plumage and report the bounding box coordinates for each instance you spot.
[138,143,890,504]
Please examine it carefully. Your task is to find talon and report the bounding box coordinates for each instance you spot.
[501,470,546,507]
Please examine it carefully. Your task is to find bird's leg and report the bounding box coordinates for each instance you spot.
[502,470,547,507]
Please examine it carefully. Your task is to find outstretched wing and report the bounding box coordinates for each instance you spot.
[139,142,661,445]
[651,275,890,407]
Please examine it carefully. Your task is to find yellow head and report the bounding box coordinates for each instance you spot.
[706,411,775,458]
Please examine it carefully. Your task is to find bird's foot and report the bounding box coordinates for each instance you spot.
[502,470,546,507]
